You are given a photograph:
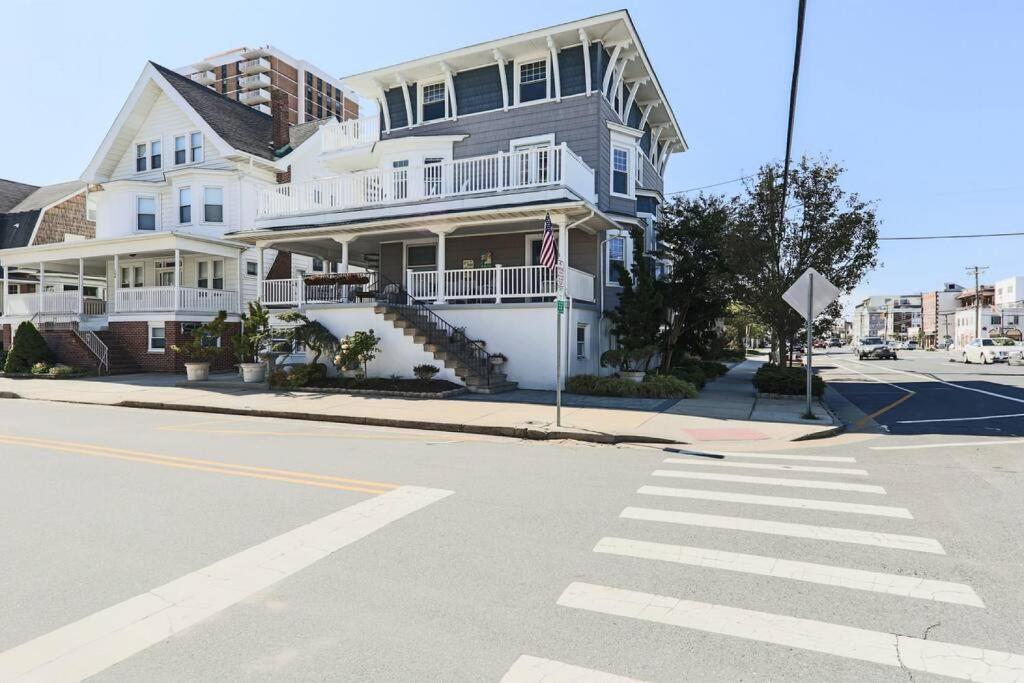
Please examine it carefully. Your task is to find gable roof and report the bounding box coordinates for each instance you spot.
[149,62,275,160]
[0,179,39,213]
[9,180,86,212]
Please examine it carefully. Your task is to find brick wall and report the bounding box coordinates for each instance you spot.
[40,331,101,371]
[2,324,11,350]
[108,320,240,373]
[32,194,95,245]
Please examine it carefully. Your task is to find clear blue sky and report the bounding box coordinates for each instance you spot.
[4,1,1022,314]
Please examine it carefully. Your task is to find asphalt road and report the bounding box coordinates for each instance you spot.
[1,399,1022,681]
[817,347,1024,437]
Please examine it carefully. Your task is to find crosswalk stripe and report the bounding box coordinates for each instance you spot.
[621,507,944,554]
[652,470,886,494]
[680,450,857,463]
[663,458,869,476]
[594,537,982,606]
[500,655,644,682]
[637,485,912,518]
[558,583,1022,682]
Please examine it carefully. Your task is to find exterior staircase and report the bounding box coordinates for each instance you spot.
[93,330,143,374]
[371,279,516,394]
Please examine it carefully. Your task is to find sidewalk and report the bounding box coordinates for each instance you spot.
[0,360,840,445]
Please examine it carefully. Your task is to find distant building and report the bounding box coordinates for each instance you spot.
[954,286,996,347]
[921,282,963,349]
[177,45,359,126]
[852,294,922,341]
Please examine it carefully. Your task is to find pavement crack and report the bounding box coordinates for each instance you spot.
[922,622,941,640]
[893,634,915,683]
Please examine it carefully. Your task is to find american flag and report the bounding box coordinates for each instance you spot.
[540,212,558,271]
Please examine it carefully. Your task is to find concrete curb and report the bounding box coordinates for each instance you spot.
[114,399,678,445]
[790,398,845,441]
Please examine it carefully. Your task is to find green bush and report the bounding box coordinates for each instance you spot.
[413,363,440,380]
[282,363,329,388]
[753,364,825,397]
[670,365,706,388]
[48,364,74,377]
[0,349,6,370]
[699,360,730,378]
[566,374,697,399]
[4,321,53,373]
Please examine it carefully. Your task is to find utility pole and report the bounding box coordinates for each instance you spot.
[965,265,989,340]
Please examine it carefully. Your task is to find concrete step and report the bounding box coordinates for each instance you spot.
[466,381,518,394]
[463,372,508,387]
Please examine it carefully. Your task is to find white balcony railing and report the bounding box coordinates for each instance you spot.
[321,116,381,153]
[261,273,380,306]
[239,73,271,89]
[407,265,595,303]
[239,57,271,74]
[113,287,237,314]
[256,143,595,219]
[190,70,216,85]
[239,88,271,105]
[4,291,80,316]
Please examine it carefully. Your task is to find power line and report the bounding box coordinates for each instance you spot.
[665,175,754,195]
[879,231,1024,241]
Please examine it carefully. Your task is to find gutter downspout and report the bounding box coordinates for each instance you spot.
[562,211,593,378]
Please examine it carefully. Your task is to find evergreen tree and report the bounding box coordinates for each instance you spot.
[605,228,663,371]
[4,321,53,373]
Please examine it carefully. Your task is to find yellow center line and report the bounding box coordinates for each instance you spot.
[853,391,916,430]
[0,434,399,494]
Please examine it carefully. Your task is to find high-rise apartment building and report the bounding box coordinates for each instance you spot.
[177,45,358,125]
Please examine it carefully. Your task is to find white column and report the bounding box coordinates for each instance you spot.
[578,30,592,95]
[78,258,84,315]
[623,79,644,122]
[397,77,413,127]
[602,43,623,96]
[610,57,629,112]
[340,240,350,273]
[442,63,458,119]
[434,229,447,304]
[256,247,264,302]
[37,262,44,314]
[375,83,392,134]
[494,264,503,304]
[493,50,509,111]
[547,36,561,102]
[113,254,119,314]
[1,259,7,317]
[638,102,656,131]
[173,248,180,312]
[236,254,243,314]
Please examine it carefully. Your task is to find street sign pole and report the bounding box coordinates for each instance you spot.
[805,272,814,417]
[555,262,566,427]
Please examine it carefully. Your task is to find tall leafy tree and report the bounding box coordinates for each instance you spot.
[657,194,734,370]
[605,227,663,371]
[726,156,879,365]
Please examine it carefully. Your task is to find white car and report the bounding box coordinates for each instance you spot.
[855,337,897,360]
[962,338,1012,364]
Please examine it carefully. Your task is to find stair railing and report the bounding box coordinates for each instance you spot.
[73,328,109,375]
[374,275,493,385]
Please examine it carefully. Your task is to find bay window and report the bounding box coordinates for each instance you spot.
[203,186,223,223]
[611,147,630,196]
[178,187,191,224]
[136,196,156,231]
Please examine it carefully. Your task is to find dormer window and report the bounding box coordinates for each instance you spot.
[135,144,147,172]
[420,82,448,122]
[517,59,548,104]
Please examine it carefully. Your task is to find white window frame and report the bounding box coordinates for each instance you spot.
[148,322,166,353]
[196,258,225,290]
[134,142,148,173]
[189,131,204,163]
[605,229,629,288]
[576,323,588,359]
[85,193,97,222]
[610,145,633,199]
[173,135,188,166]
[245,260,258,277]
[636,145,645,185]
[417,79,450,123]
[508,134,555,152]
[135,194,158,232]
[150,138,162,170]
[119,261,145,289]
[178,186,192,225]
[513,53,551,106]
[201,185,224,224]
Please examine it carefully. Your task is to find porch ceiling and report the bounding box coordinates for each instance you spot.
[0,232,243,268]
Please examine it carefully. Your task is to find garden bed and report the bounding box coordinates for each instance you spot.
[753,363,825,397]
[301,377,467,399]
[0,371,94,380]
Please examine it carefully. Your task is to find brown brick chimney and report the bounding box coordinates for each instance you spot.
[271,88,289,152]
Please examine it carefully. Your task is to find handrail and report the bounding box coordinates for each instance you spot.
[374,274,493,385]
[74,328,109,375]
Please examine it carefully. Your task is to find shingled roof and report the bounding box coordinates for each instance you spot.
[150,62,276,160]
[0,179,39,213]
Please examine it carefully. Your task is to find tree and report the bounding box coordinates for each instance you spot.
[3,321,54,373]
[726,156,879,366]
[604,227,663,371]
[276,311,339,366]
[657,194,734,370]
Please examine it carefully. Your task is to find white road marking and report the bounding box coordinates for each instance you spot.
[0,486,453,682]
[846,358,1024,405]
[663,457,869,476]
[594,537,982,607]
[558,583,1023,682]
[621,507,944,554]
[652,470,886,494]
[896,412,1024,424]
[871,439,1024,450]
[673,450,857,463]
[500,655,644,682]
[830,362,916,393]
[637,485,912,518]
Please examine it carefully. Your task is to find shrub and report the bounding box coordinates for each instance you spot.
[0,349,6,370]
[31,361,50,375]
[413,364,440,380]
[754,364,825,397]
[4,321,53,373]
[670,365,707,388]
[334,329,381,375]
[48,364,74,377]
[566,374,697,399]
[284,363,329,388]
[699,360,729,378]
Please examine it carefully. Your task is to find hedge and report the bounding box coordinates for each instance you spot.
[753,364,825,397]
[3,321,53,373]
[670,359,729,389]
[566,374,698,399]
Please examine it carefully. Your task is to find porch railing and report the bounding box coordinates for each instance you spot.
[256,143,595,219]
[261,273,380,306]
[321,116,380,153]
[113,287,238,313]
[406,265,595,303]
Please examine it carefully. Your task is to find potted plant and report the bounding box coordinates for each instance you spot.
[601,346,657,383]
[235,302,273,383]
[413,363,439,380]
[489,352,508,368]
[172,311,228,381]
[334,329,381,378]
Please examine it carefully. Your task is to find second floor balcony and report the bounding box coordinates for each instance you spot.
[321,116,380,153]
[256,143,595,220]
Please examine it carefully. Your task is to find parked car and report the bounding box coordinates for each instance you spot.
[813,339,827,349]
[962,338,1012,364]
[828,338,843,347]
[855,337,897,360]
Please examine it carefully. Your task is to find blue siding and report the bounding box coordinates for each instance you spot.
[640,124,651,155]
[408,83,418,125]
[559,46,586,96]
[454,65,503,115]
[636,195,658,214]
[628,102,642,129]
[591,44,608,93]
[385,87,407,128]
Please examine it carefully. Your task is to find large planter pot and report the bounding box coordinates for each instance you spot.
[620,370,646,384]
[184,362,211,382]
[341,368,364,379]
[239,362,266,383]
